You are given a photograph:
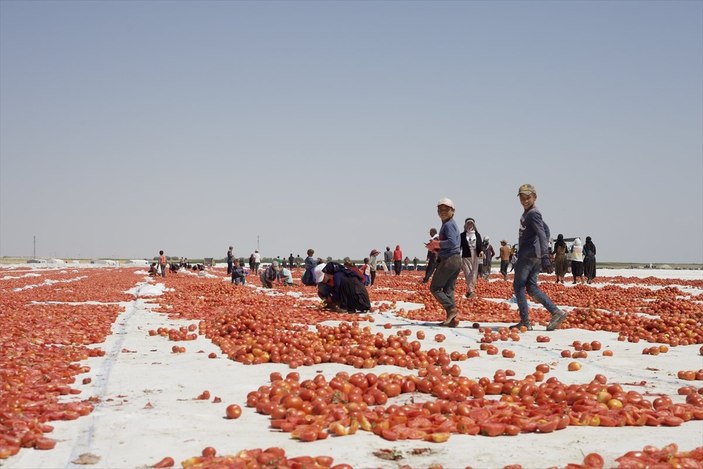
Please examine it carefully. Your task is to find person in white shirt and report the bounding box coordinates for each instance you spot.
[253,250,261,274]
[570,238,585,284]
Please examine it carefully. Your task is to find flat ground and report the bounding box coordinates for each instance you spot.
[0,265,701,469]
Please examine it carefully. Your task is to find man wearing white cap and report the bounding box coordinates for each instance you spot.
[513,184,568,331]
[426,198,462,327]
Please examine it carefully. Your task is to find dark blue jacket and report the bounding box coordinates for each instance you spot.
[518,206,550,259]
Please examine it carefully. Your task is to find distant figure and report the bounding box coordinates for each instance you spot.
[482,237,495,279]
[249,253,256,273]
[383,247,393,275]
[260,261,278,288]
[289,253,295,270]
[227,246,234,275]
[295,254,303,268]
[403,256,410,272]
[570,237,585,284]
[509,245,518,272]
[412,257,419,271]
[422,228,439,284]
[342,257,367,284]
[553,234,569,284]
[231,259,246,285]
[360,258,371,286]
[369,249,380,286]
[498,240,511,281]
[158,250,167,277]
[393,245,403,275]
[583,236,597,284]
[253,250,261,273]
[302,249,318,286]
[512,183,567,331]
[460,218,483,298]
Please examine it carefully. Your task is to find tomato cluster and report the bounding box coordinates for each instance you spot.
[243,368,703,444]
[0,269,138,458]
[178,446,346,469]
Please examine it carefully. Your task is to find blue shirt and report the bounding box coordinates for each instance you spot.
[438,217,461,258]
[518,206,550,259]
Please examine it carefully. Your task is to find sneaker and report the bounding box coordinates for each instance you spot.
[546,310,568,331]
[510,322,533,331]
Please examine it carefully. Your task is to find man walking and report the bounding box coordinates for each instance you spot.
[383,247,393,275]
[499,240,511,281]
[427,198,462,327]
[512,184,568,331]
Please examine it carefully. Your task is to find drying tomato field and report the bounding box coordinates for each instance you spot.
[1,265,702,469]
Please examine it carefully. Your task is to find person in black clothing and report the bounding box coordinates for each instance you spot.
[422,228,439,283]
[227,246,234,275]
[583,236,597,284]
[460,218,483,298]
[553,234,569,284]
[301,249,318,285]
[319,262,370,312]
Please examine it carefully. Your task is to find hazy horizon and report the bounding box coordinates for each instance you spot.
[2,1,701,264]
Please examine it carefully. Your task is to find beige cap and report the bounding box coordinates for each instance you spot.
[517,183,536,196]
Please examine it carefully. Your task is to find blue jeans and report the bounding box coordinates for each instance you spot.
[430,254,462,312]
[513,256,559,324]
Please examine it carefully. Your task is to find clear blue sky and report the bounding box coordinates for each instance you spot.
[1,1,701,264]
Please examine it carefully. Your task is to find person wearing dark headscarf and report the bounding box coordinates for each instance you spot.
[301,249,318,285]
[460,218,483,298]
[583,236,597,284]
[319,262,371,312]
[553,234,569,284]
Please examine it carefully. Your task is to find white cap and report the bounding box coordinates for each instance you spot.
[437,197,455,209]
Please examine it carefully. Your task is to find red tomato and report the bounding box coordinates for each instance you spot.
[34,438,56,450]
[583,453,604,468]
[201,447,216,457]
[225,404,242,419]
[152,456,175,468]
[480,423,506,437]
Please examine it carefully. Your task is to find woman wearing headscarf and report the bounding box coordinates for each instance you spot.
[460,218,483,298]
[583,236,597,284]
[319,262,371,312]
[553,234,569,284]
[570,238,585,284]
[369,249,380,286]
